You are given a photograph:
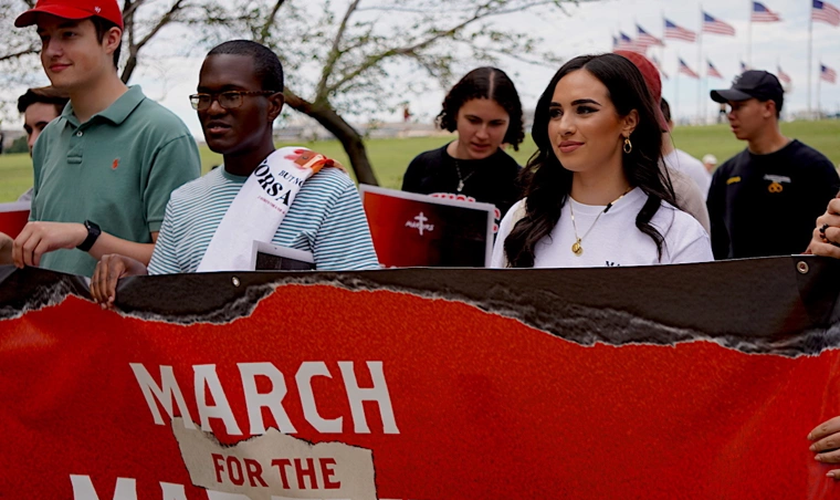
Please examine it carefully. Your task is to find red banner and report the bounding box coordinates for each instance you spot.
[0,202,29,238]
[1,258,840,499]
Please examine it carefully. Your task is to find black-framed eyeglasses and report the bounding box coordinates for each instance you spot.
[189,90,277,110]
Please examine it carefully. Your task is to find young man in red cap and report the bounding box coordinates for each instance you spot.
[7,0,200,276]
[708,70,839,259]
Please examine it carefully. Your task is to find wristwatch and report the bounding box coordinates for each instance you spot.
[77,220,101,252]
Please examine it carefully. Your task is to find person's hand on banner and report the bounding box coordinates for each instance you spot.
[90,253,148,309]
[0,232,13,265]
[809,416,840,478]
[12,221,87,267]
[807,197,840,258]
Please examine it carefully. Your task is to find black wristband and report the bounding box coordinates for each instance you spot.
[77,220,101,252]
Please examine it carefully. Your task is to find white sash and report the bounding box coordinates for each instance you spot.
[197,147,329,272]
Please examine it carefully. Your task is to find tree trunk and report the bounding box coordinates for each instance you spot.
[284,90,379,186]
[121,53,138,84]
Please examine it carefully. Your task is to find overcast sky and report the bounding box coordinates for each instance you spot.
[5,0,839,135]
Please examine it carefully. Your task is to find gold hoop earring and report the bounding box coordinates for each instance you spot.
[623,137,633,154]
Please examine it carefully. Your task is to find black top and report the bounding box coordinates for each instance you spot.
[707,139,840,259]
[401,144,522,219]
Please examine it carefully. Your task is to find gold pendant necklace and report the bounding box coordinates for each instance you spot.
[569,188,633,256]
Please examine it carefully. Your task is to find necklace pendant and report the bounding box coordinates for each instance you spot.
[457,180,464,193]
[572,239,583,256]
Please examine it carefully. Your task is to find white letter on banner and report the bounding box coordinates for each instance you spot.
[70,475,137,500]
[338,361,399,434]
[296,362,342,433]
[238,362,297,434]
[129,364,195,428]
[160,482,188,500]
[194,365,243,435]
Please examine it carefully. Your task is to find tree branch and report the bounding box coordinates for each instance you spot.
[314,0,362,102]
[257,0,288,44]
[0,46,38,62]
[136,0,187,50]
[283,86,379,186]
[322,0,563,96]
[121,0,187,82]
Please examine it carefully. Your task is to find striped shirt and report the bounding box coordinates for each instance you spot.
[148,165,380,274]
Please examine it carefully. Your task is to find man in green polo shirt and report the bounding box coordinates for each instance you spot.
[6,0,200,276]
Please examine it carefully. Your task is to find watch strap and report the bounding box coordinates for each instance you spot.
[77,220,101,252]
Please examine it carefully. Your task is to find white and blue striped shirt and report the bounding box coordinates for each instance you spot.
[148,165,380,273]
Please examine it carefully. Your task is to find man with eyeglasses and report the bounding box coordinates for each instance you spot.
[90,40,379,305]
[6,0,200,277]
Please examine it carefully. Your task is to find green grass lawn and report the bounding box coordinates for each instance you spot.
[2,120,839,203]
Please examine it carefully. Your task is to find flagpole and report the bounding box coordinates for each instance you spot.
[817,61,822,119]
[676,52,681,123]
[808,4,814,119]
[747,0,752,66]
[660,10,666,83]
[698,4,704,124]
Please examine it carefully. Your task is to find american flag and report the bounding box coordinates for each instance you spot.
[777,66,792,84]
[822,64,837,84]
[813,0,840,26]
[652,55,668,79]
[752,2,782,22]
[679,58,699,79]
[614,32,646,53]
[707,60,724,79]
[664,18,697,42]
[703,12,737,36]
[636,24,664,47]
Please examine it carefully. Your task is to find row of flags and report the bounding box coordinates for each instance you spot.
[612,1,839,88]
[614,0,839,49]
[673,57,835,85]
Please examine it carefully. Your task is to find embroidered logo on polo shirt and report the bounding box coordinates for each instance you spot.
[726,176,741,185]
[764,174,790,194]
[111,158,120,170]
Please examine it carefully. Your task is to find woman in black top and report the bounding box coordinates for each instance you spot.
[401,67,525,220]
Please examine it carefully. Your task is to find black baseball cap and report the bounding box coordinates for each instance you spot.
[710,70,784,110]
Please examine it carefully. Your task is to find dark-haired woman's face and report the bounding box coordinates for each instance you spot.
[453,98,509,160]
[547,69,635,176]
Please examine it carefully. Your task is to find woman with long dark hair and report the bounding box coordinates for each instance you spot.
[492,53,712,268]
[402,67,524,219]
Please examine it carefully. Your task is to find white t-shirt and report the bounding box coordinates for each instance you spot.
[490,188,713,268]
[662,149,711,200]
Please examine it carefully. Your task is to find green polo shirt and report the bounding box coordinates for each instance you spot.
[31,85,200,276]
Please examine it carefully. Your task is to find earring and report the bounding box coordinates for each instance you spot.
[623,136,633,154]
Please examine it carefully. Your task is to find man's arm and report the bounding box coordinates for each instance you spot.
[12,221,159,268]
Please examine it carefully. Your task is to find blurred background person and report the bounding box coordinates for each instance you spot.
[702,154,718,174]
[16,86,69,202]
[659,97,711,199]
[614,50,709,234]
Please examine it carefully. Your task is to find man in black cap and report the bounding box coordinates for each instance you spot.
[706,70,839,259]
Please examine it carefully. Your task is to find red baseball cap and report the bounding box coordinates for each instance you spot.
[15,0,124,30]
[614,50,669,131]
